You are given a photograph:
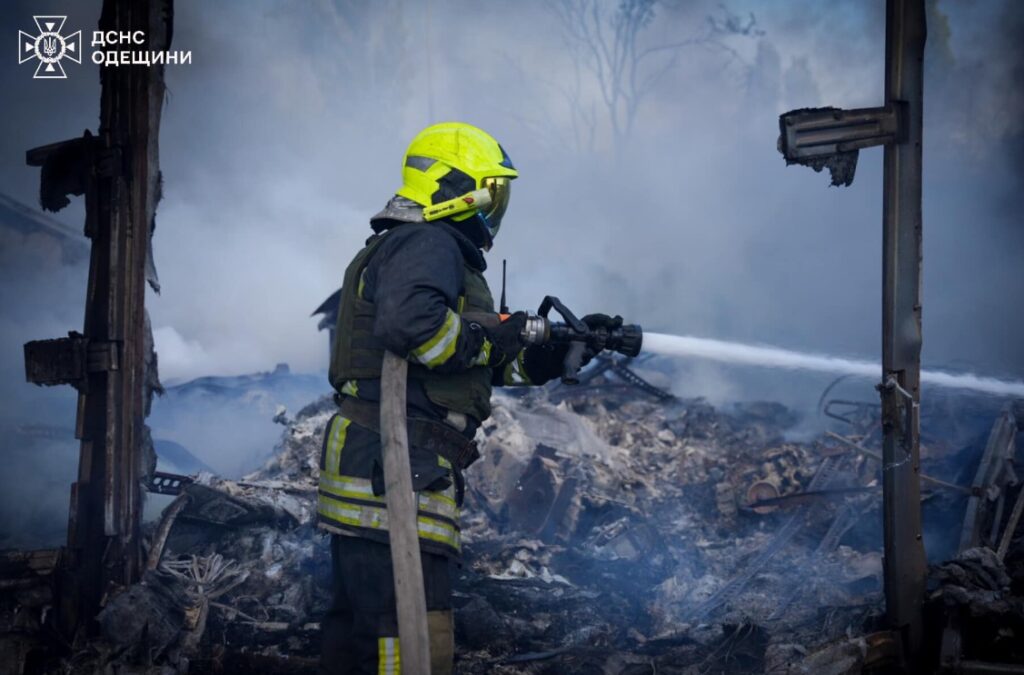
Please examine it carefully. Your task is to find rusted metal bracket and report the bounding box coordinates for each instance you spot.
[878,374,919,455]
[779,104,903,159]
[777,104,904,186]
[24,332,120,389]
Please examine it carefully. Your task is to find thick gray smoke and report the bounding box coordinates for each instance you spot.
[0,1,1021,542]
[149,0,1021,393]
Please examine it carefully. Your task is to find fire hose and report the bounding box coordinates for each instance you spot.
[380,297,642,671]
[380,351,431,673]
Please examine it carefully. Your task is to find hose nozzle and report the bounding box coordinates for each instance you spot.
[547,321,643,358]
[610,323,643,358]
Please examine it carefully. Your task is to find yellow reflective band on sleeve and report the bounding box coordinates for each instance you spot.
[378,637,400,675]
[457,295,466,313]
[340,380,359,398]
[472,338,492,366]
[357,270,367,299]
[410,308,461,369]
[324,416,352,475]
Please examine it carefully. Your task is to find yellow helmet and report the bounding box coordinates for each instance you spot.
[397,122,518,245]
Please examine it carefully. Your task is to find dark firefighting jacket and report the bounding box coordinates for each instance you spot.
[318,219,534,558]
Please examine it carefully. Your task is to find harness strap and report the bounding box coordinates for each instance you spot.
[336,395,481,471]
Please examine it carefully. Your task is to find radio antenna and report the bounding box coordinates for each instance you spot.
[500,259,509,315]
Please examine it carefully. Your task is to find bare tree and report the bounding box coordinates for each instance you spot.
[553,0,762,154]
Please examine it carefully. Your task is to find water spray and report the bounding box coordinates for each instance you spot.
[643,332,1024,398]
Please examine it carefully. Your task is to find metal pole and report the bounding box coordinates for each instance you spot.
[880,0,927,661]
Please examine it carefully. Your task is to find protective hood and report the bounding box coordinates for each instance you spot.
[368,195,486,271]
[369,195,425,233]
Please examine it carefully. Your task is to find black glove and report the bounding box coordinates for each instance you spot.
[522,313,622,384]
[481,311,527,366]
[520,343,567,385]
[522,340,599,385]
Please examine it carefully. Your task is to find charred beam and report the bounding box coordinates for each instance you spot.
[22,0,172,640]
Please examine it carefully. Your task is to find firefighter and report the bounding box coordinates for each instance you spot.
[317,122,616,674]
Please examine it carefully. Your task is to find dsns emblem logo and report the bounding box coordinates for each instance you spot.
[18,16,81,79]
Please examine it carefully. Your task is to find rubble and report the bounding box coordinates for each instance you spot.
[3,379,1021,673]
[931,547,1024,670]
[440,389,894,672]
[0,549,59,670]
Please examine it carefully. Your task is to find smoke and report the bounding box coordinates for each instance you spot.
[2,0,1013,391]
[1,1,1022,542]
[146,0,1022,399]
[0,219,88,548]
[145,366,330,477]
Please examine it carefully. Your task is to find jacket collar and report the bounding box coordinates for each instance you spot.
[369,195,486,272]
[435,222,486,272]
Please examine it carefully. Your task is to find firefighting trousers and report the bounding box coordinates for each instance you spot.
[318,535,454,675]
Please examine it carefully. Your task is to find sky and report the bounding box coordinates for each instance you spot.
[0,0,1021,467]
[2,0,1021,378]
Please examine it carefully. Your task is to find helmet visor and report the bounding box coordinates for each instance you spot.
[480,177,511,240]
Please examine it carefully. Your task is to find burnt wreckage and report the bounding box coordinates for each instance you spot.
[3,370,1024,674]
[4,0,1024,673]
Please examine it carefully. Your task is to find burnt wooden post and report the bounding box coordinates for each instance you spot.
[23,0,171,637]
[777,0,928,664]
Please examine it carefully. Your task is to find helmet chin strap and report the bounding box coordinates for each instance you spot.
[476,212,495,251]
[442,212,492,251]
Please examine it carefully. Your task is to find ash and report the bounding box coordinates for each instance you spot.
[6,381,1023,675]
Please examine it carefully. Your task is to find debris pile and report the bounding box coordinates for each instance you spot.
[149,384,895,673]
[44,396,338,674]
[4,374,1022,674]
[929,547,1024,670]
[453,389,889,673]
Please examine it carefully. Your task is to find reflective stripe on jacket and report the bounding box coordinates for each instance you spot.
[317,413,462,556]
[328,222,496,424]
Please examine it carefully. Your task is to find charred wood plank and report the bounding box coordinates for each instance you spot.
[959,408,1018,553]
[21,0,174,640]
[380,351,431,673]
